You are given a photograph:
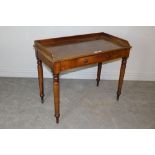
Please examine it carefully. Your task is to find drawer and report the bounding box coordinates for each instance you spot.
[79,52,113,64]
[60,50,129,71]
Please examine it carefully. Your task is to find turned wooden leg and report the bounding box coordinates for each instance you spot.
[117,57,128,100]
[53,73,60,124]
[37,58,44,103]
[96,62,102,87]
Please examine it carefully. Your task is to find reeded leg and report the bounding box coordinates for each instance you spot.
[53,73,60,124]
[37,58,44,103]
[117,57,128,100]
[96,62,102,87]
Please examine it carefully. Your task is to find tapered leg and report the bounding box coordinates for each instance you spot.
[117,57,128,100]
[96,63,102,87]
[53,73,60,124]
[37,58,44,103]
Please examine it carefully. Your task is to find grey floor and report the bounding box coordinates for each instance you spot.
[0,77,155,129]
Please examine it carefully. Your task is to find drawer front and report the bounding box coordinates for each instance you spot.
[77,52,113,65]
[60,50,129,71]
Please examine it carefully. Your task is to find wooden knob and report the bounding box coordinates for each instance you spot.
[105,54,111,58]
[83,59,88,64]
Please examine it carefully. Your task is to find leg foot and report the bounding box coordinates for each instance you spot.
[116,92,120,101]
[96,80,100,87]
[41,96,44,103]
[55,114,60,124]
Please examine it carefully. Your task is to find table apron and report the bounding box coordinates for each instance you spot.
[60,50,129,72]
[37,49,53,68]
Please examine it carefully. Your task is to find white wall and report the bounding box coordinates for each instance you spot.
[0,26,155,81]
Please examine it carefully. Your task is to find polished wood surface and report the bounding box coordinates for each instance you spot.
[53,73,60,123]
[117,58,128,100]
[34,32,131,123]
[60,49,129,72]
[35,49,44,103]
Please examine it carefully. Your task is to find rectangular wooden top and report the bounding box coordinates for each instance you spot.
[34,32,131,62]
